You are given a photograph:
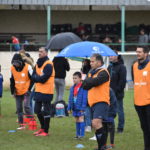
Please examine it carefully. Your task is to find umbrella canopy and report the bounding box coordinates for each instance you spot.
[46,32,82,50]
[57,41,117,57]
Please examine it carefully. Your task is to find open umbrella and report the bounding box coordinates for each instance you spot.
[46,32,82,50]
[56,41,117,57]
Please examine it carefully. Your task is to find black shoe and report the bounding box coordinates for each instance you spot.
[117,128,123,133]
[74,136,79,139]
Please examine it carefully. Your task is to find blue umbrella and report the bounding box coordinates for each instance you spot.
[57,41,117,57]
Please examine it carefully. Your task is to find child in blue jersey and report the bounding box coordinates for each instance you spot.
[0,65,3,116]
[68,72,87,139]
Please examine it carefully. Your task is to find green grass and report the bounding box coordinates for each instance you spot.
[0,89,143,150]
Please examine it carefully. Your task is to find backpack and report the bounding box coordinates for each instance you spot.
[51,100,69,118]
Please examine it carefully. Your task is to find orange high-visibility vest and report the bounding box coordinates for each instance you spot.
[133,61,150,106]
[11,63,30,95]
[88,68,110,107]
[35,60,55,94]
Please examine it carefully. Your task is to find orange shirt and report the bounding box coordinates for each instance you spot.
[133,61,150,106]
[88,69,110,107]
[35,60,55,94]
[11,64,30,95]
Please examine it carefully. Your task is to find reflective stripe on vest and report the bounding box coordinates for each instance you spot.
[11,64,30,95]
[88,68,110,107]
[35,60,55,94]
[133,61,150,106]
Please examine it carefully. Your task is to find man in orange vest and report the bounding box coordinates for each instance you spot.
[132,46,150,150]
[32,47,55,136]
[82,53,110,150]
[10,53,33,130]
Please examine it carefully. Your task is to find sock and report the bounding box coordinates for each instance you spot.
[103,122,108,146]
[44,116,50,133]
[95,127,106,150]
[110,123,115,145]
[37,113,44,129]
[76,122,80,137]
[80,122,85,137]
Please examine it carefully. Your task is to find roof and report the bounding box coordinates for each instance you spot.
[0,0,150,6]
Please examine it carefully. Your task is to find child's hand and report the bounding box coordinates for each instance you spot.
[68,110,72,114]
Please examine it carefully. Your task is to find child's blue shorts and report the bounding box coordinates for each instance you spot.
[73,110,84,117]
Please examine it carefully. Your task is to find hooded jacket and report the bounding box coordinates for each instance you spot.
[108,55,127,100]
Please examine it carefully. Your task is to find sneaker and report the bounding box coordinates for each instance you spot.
[89,135,96,140]
[33,129,44,135]
[17,126,25,130]
[35,131,49,136]
[117,128,123,133]
[78,136,84,140]
[85,126,92,132]
[74,136,79,139]
[110,144,115,148]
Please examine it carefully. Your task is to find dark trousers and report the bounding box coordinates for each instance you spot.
[34,100,52,133]
[135,105,150,150]
[116,99,125,130]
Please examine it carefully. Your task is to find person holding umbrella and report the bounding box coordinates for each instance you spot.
[32,47,55,136]
[82,53,110,150]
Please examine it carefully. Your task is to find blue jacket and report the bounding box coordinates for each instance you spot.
[68,85,87,111]
[0,74,3,97]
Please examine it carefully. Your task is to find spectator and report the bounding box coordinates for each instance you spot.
[132,46,150,150]
[108,51,127,133]
[0,65,3,98]
[76,22,85,37]
[81,59,92,132]
[32,47,55,136]
[82,53,110,150]
[53,56,70,103]
[11,36,21,51]
[10,53,33,130]
[138,29,149,44]
[103,37,112,44]
[67,72,87,139]
[0,65,3,116]
[19,49,34,68]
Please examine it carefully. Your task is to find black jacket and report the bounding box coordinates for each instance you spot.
[32,56,53,102]
[53,57,70,79]
[107,55,127,100]
[82,67,110,90]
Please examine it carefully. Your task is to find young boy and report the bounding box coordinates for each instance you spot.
[0,65,3,116]
[68,72,87,139]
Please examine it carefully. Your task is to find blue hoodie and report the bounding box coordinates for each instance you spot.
[68,85,87,111]
[0,73,3,97]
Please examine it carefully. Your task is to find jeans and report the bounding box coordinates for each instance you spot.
[15,93,32,124]
[30,90,35,114]
[55,78,65,102]
[116,99,125,129]
[84,106,92,126]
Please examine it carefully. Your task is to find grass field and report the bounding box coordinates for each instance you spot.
[0,89,143,150]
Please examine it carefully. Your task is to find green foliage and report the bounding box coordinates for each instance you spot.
[0,90,143,150]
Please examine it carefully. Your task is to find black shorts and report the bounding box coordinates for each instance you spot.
[91,102,109,120]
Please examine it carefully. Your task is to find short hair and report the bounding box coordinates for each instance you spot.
[137,46,149,53]
[39,47,48,52]
[73,71,82,78]
[91,53,104,64]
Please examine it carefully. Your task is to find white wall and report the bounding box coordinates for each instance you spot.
[0,51,82,88]
[0,51,136,88]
